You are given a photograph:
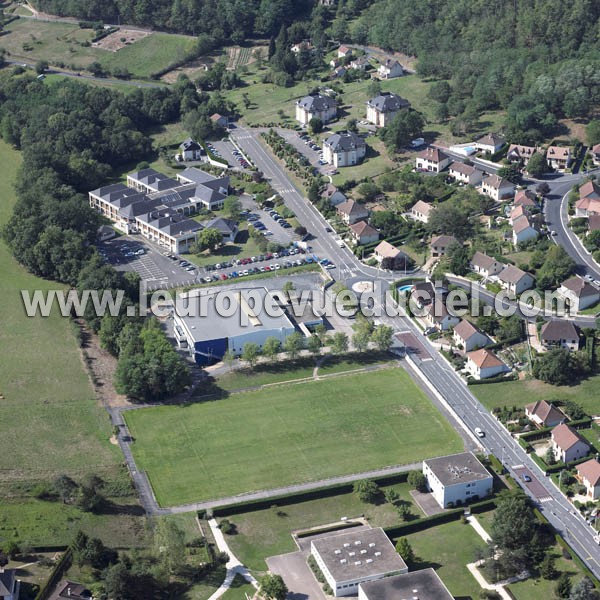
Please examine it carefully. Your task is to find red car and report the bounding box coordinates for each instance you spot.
[220,273,228,280]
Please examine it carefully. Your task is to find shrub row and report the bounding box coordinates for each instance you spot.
[296,521,362,539]
[519,417,592,441]
[199,141,228,168]
[91,26,119,43]
[467,373,518,385]
[485,334,525,351]
[210,472,409,517]
[35,548,72,600]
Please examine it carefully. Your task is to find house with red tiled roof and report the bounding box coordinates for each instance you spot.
[592,144,600,167]
[575,181,600,217]
[546,145,573,171]
[512,215,539,246]
[424,301,460,332]
[513,189,539,208]
[525,400,567,429]
[465,349,509,380]
[374,240,401,262]
[336,199,369,225]
[415,147,450,173]
[576,459,600,500]
[551,423,590,464]
[348,220,379,245]
[507,144,542,166]
[480,174,515,202]
[337,45,352,58]
[452,319,490,352]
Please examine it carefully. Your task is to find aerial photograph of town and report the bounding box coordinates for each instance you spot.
[1,1,600,599]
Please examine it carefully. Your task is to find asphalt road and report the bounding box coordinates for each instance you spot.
[232,125,600,578]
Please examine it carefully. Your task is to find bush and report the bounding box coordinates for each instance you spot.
[407,470,427,493]
[219,519,236,535]
[353,479,380,503]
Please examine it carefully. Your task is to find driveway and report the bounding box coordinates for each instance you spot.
[267,552,325,600]
[276,129,331,176]
[410,490,444,516]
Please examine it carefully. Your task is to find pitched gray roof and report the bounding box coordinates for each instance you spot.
[366,92,410,113]
[541,320,579,342]
[297,93,337,112]
[203,217,238,236]
[324,130,366,152]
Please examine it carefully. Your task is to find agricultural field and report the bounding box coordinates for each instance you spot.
[473,375,600,417]
[0,139,139,545]
[124,367,463,506]
[0,17,195,78]
[225,480,425,572]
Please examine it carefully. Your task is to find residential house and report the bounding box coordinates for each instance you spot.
[374,240,402,263]
[291,40,313,53]
[540,320,580,352]
[453,319,490,352]
[332,66,347,79]
[179,138,203,161]
[210,113,228,128]
[589,214,600,232]
[295,93,337,126]
[465,348,510,380]
[378,59,403,79]
[350,56,370,70]
[48,581,92,600]
[525,400,567,429]
[470,251,504,278]
[0,569,19,600]
[546,145,572,171]
[415,147,451,173]
[411,280,448,309]
[365,92,410,128]
[475,133,505,154]
[323,131,366,168]
[430,234,458,258]
[329,57,341,69]
[323,184,347,207]
[591,143,600,167]
[336,199,369,225]
[424,300,460,332]
[497,264,534,295]
[513,189,539,208]
[423,452,493,508]
[512,215,539,246]
[480,174,515,202]
[349,220,379,245]
[576,459,600,500]
[202,217,239,243]
[448,161,483,185]
[551,424,590,464]
[337,45,352,58]
[575,181,600,217]
[507,144,542,165]
[410,200,434,224]
[558,276,600,313]
[510,204,530,225]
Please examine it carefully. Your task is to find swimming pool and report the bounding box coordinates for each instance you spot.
[398,285,414,293]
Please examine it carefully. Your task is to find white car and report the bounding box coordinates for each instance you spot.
[474,427,485,438]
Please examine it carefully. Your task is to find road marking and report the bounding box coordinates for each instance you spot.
[512,464,525,469]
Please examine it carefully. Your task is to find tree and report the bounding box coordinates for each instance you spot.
[367,79,382,98]
[384,488,399,506]
[262,337,281,361]
[223,349,236,369]
[224,196,242,220]
[537,245,575,290]
[195,227,223,253]
[371,325,393,352]
[35,60,49,75]
[397,503,411,521]
[78,480,104,513]
[447,242,470,276]
[428,202,473,241]
[586,120,600,147]
[545,447,556,465]
[556,573,572,599]
[540,554,558,580]
[526,152,548,177]
[497,164,521,183]
[533,349,572,385]
[2,542,20,560]
[354,479,380,503]
[309,117,323,134]
[407,471,427,492]
[357,182,379,202]
[352,330,370,353]
[284,332,305,359]
[570,577,600,600]
[330,331,349,354]
[536,182,551,196]
[308,179,320,203]
[104,562,129,599]
[0,552,8,568]
[54,474,78,504]
[260,574,288,600]
[395,538,414,563]
[242,343,261,369]
[380,110,425,152]
[307,334,323,357]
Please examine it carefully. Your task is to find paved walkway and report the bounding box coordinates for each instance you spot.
[206,518,258,600]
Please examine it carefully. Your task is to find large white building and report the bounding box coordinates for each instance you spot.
[423,452,493,509]
[359,569,453,600]
[296,93,337,125]
[323,131,366,168]
[365,92,410,128]
[311,528,407,597]
[173,287,297,365]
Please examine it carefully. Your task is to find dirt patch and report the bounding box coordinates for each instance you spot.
[109,435,119,445]
[92,28,151,52]
[161,59,213,83]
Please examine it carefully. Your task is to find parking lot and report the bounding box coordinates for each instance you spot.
[276,129,335,176]
[209,139,252,170]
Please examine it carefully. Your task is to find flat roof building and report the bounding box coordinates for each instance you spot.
[358,568,453,600]
[311,527,407,597]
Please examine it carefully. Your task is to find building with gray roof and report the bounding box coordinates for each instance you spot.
[310,527,407,597]
[296,93,338,125]
[323,131,366,168]
[358,568,453,600]
[366,92,410,127]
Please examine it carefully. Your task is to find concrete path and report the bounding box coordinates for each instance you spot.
[206,518,258,600]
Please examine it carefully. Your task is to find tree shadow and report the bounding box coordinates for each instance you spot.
[100,500,146,517]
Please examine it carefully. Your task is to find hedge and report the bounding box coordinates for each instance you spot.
[519,418,592,442]
[296,521,362,538]
[91,26,119,43]
[485,334,525,351]
[200,141,228,168]
[211,472,409,517]
[468,373,518,385]
[35,548,72,600]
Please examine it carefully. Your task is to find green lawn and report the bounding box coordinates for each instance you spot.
[473,375,600,417]
[404,520,486,598]
[125,368,463,506]
[220,574,254,600]
[226,481,424,572]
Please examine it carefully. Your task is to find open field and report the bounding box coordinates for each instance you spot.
[473,375,600,416]
[0,140,120,485]
[1,18,195,78]
[125,368,463,506]
[404,520,485,598]
[226,480,424,572]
